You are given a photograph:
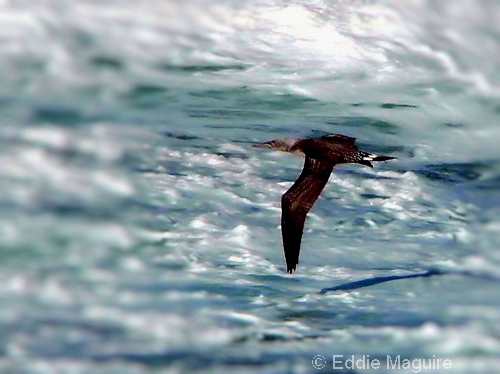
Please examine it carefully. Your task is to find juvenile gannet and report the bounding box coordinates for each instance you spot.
[253,133,396,273]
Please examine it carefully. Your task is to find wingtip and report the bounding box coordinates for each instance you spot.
[286,264,297,274]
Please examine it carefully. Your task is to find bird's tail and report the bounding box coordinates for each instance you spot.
[357,152,396,168]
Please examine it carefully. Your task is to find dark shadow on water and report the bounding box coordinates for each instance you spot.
[320,268,499,294]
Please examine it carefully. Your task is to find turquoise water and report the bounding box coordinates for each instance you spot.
[1,1,499,373]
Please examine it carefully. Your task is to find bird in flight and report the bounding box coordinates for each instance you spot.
[253,133,396,273]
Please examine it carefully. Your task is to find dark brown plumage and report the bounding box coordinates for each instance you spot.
[253,133,396,273]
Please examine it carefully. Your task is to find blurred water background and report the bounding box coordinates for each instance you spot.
[0,0,499,373]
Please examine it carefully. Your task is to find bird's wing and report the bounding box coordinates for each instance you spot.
[281,157,334,273]
[321,133,356,144]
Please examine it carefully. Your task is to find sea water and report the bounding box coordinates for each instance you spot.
[0,0,499,373]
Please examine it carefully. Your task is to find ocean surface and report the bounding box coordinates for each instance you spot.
[0,0,499,373]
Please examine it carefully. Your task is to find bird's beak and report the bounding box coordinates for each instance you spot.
[252,141,272,148]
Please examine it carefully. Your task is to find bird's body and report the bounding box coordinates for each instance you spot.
[253,133,396,273]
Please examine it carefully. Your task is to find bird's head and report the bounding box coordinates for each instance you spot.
[252,138,301,154]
